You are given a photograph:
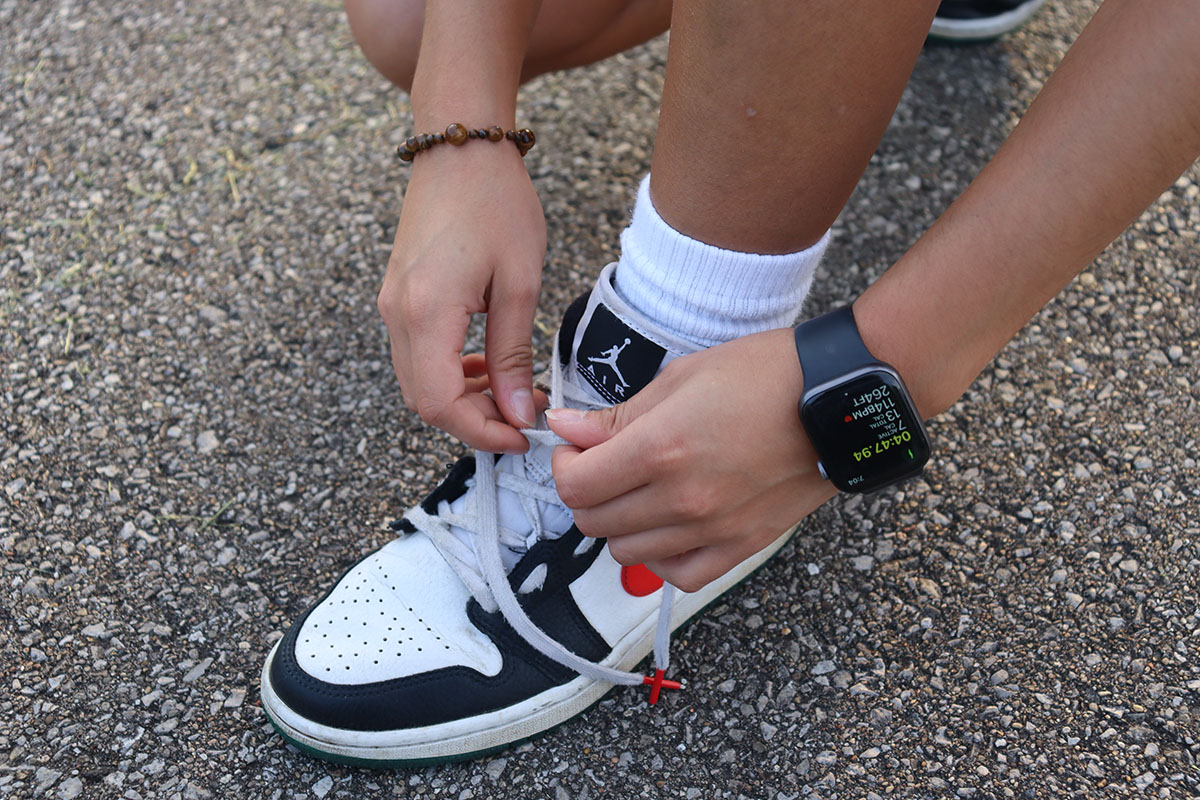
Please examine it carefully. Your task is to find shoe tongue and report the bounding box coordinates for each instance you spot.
[446,440,570,572]
[446,264,702,573]
[559,263,698,406]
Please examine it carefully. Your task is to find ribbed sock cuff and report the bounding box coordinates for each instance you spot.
[613,175,830,348]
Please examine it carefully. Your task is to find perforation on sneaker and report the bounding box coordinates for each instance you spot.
[294,543,480,682]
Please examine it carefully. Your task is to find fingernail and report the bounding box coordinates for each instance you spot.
[545,408,586,423]
[510,389,535,428]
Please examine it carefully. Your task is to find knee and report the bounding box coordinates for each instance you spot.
[344,0,424,92]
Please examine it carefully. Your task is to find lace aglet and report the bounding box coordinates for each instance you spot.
[642,669,681,705]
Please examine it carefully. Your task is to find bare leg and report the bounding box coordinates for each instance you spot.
[650,0,941,253]
[345,0,672,92]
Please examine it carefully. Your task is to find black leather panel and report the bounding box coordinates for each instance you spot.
[267,527,615,732]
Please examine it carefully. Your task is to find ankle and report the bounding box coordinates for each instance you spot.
[613,175,831,348]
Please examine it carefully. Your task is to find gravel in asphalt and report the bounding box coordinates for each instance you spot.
[1,0,1197,798]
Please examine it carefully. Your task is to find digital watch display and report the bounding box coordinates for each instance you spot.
[794,307,931,493]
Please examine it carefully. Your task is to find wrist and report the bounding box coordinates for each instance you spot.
[852,276,974,420]
[409,3,536,130]
[411,100,519,133]
[791,310,931,493]
[398,123,535,164]
[406,136,530,182]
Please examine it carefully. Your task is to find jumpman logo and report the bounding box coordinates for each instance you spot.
[587,338,631,394]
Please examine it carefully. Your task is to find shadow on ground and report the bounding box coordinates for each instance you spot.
[1,1,1197,797]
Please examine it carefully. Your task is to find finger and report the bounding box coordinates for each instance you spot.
[600,523,702,566]
[442,396,531,453]
[646,539,760,594]
[545,407,618,449]
[463,356,492,396]
[551,436,654,510]
[639,478,830,588]
[465,375,491,395]
[570,483,679,539]
[546,359,673,444]
[485,272,541,429]
[410,315,528,453]
[463,391,510,424]
[532,387,550,415]
[550,402,674,508]
[462,352,489,379]
[462,355,549,412]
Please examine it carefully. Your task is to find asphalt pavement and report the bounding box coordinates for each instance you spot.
[2,0,1197,797]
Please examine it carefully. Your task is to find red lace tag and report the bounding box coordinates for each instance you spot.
[642,669,682,705]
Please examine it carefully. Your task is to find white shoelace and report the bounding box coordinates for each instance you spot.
[402,341,676,689]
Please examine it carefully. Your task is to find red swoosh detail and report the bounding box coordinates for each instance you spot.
[621,563,664,597]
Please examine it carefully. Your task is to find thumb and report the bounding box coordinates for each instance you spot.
[485,275,540,429]
[545,403,632,449]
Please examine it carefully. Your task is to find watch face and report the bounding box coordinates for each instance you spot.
[801,369,930,493]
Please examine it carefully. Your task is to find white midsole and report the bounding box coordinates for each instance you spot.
[928,0,1046,41]
[261,523,799,762]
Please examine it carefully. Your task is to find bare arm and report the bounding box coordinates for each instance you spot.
[857,0,1200,415]
[550,0,1200,591]
[410,0,539,126]
[379,0,548,454]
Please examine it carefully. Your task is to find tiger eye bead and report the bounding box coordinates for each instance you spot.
[445,123,469,146]
[514,128,536,155]
[397,124,535,164]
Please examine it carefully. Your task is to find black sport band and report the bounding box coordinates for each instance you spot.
[793,306,877,390]
[794,304,931,493]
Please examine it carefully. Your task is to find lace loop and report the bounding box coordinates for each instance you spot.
[403,338,677,689]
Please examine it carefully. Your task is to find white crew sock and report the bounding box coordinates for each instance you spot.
[613,174,830,348]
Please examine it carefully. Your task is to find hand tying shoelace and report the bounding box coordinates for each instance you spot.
[401,338,679,696]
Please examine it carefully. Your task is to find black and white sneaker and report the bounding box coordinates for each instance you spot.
[260,264,802,766]
[928,0,1047,43]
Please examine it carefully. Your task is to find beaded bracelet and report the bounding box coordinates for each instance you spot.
[395,123,536,163]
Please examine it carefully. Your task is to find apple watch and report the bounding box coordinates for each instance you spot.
[793,305,930,493]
